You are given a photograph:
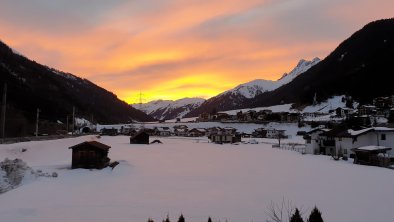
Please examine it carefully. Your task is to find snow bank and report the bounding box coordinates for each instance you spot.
[0,158,57,194]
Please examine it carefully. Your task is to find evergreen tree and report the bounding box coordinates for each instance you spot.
[207,216,212,222]
[290,208,304,222]
[147,218,154,222]
[308,207,323,222]
[164,214,170,222]
[177,214,185,222]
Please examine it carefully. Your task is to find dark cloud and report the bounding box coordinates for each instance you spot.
[0,0,128,34]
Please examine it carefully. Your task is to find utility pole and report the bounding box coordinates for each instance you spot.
[138,91,145,110]
[35,108,40,137]
[1,83,7,140]
[66,115,69,133]
[72,106,75,135]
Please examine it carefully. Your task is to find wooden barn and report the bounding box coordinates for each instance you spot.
[130,130,149,144]
[69,141,111,169]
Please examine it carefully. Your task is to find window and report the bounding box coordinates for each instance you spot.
[381,134,386,140]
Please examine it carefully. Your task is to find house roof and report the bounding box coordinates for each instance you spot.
[131,130,149,139]
[69,141,111,151]
[307,128,330,134]
[323,127,394,138]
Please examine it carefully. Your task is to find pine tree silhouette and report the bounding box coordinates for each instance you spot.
[164,214,170,222]
[177,214,185,222]
[207,216,212,222]
[290,208,304,222]
[308,207,323,222]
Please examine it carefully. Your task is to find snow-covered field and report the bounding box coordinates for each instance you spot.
[1,136,394,222]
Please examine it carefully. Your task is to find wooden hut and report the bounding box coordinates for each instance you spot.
[69,141,111,169]
[130,131,149,144]
[352,146,392,167]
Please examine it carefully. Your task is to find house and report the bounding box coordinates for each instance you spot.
[358,105,376,116]
[306,126,394,157]
[207,127,223,136]
[100,128,118,136]
[302,112,327,122]
[265,128,286,139]
[252,128,267,138]
[154,127,171,136]
[69,141,111,169]
[215,112,231,121]
[207,127,241,143]
[336,107,355,118]
[198,112,212,122]
[120,126,135,135]
[223,127,237,135]
[334,127,394,158]
[286,113,300,122]
[373,96,393,109]
[304,128,331,155]
[173,125,188,136]
[209,132,242,144]
[352,146,392,167]
[187,128,206,137]
[130,130,149,144]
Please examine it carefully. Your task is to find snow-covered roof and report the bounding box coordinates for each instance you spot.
[348,128,373,136]
[348,127,394,136]
[354,146,391,151]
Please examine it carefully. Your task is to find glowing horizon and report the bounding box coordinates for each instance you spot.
[1,0,393,104]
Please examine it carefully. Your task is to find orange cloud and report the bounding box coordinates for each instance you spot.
[1,0,393,104]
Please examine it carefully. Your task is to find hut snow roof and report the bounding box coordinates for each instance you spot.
[69,141,111,151]
[352,146,392,152]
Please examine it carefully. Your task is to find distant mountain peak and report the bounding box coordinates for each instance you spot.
[221,57,321,99]
[134,97,206,120]
[278,57,321,82]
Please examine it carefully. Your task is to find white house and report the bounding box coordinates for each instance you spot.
[305,127,394,157]
[265,127,286,139]
[304,128,331,154]
[334,127,394,158]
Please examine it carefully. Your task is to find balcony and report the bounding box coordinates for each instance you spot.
[322,140,335,147]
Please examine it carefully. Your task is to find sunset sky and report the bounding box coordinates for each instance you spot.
[0,0,393,103]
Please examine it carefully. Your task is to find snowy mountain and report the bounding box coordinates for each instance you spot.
[224,58,321,99]
[246,18,394,109]
[277,57,321,85]
[134,98,206,120]
[186,58,320,117]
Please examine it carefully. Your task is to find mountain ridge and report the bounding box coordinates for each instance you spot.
[0,40,154,136]
[133,97,205,120]
[245,18,394,109]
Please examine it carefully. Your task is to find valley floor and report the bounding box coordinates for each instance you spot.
[0,136,393,222]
